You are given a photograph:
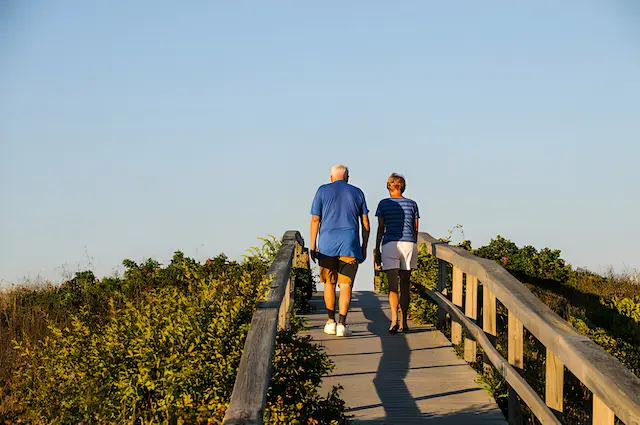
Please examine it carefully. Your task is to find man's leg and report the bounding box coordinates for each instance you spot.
[338,282,352,324]
[324,281,336,322]
[319,257,339,334]
[335,257,358,336]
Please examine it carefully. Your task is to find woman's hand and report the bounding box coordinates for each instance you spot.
[373,248,382,268]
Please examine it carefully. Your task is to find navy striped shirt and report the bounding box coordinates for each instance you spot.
[375,197,420,244]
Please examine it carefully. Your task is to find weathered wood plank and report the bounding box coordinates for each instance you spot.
[545,348,564,419]
[464,274,478,363]
[417,232,640,425]
[452,267,464,345]
[278,279,291,330]
[593,395,615,425]
[437,259,448,328]
[508,312,523,425]
[223,308,279,424]
[223,231,304,425]
[425,288,561,425]
[483,285,497,373]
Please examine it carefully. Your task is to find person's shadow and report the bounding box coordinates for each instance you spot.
[357,292,423,422]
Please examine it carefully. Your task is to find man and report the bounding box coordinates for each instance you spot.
[310,164,370,337]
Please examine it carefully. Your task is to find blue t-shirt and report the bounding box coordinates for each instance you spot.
[375,197,420,245]
[310,181,369,259]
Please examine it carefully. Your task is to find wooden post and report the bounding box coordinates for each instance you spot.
[508,311,524,425]
[437,259,448,328]
[451,267,463,345]
[545,348,564,419]
[592,395,614,425]
[278,279,291,330]
[482,285,497,373]
[464,275,478,363]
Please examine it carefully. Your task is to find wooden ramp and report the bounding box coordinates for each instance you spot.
[302,291,507,424]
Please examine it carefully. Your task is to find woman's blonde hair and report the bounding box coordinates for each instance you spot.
[387,173,406,193]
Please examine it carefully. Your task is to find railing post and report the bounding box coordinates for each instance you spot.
[482,285,497,373]
[437,259,448,328]
[278,278,291,330]
[593,395,614,425]
[508,311,524,425]
[451,267,463,345]
[464,274,478,363]
[546,348,564,419]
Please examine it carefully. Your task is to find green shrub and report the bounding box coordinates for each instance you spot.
[3,240,344,425]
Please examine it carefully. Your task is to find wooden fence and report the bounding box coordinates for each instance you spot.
[222,230,308,425]
[417,232,640,425]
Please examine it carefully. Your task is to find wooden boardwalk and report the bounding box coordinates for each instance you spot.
[302,291,507,424]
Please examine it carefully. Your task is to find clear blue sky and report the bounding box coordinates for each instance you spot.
[1,1,639,290]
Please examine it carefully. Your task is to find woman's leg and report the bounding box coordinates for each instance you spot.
[399,270,412,329]
[386,268,400,327]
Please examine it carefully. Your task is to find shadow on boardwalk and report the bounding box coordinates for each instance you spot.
[358,291,423,422]
[308,291,506,424]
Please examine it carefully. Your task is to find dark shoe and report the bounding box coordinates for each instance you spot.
[400,325,410,333]
[388,323,399,334]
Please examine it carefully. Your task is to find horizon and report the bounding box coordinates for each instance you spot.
[2,227,638,291]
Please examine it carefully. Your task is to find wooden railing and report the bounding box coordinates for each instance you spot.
[417,232,640,425]
[222,230,308,425]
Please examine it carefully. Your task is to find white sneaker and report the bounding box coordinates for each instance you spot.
[336,324,352,337]
[324,320,337,335]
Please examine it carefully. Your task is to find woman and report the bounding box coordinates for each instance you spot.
[374,173,420,333]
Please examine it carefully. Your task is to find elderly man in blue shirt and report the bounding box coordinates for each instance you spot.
[310,164,370,337]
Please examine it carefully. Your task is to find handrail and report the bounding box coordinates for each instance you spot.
[426,288,561,425]
[417,232,640,425]
[222,230,306,425]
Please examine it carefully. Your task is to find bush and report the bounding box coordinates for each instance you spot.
[2,240,345,424]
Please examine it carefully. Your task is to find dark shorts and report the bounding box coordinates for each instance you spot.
[318,255,359,285]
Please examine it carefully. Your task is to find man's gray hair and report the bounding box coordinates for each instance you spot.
[331,164,349,181]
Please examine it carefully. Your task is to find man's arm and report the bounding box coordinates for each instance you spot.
[310,215,321,262]
[360,213,370,262]
[415,218,419,242]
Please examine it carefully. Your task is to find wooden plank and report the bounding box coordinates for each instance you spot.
[593,395,615,425]
[278,279,291,330]
[451,267,463,345]
[223,231,301,425]
[483,284,497,373]
[464,274,478,363]
[545,348,564,418]
[508,312,524,425]
[425,288,561,425]
[223,308,279,425]
[437,259,448,328]
[417,232,640,425]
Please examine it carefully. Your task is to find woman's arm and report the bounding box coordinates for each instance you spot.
[375,216,385,265]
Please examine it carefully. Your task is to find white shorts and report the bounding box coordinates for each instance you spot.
[381,241,418,271]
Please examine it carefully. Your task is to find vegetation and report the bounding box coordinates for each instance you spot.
[0,239,347,425]
[376,229,639,424]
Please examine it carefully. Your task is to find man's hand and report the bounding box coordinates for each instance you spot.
[310,249,318,264]
[359,246,367,264]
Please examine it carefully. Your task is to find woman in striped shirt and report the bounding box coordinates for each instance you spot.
[374,173,420,333]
